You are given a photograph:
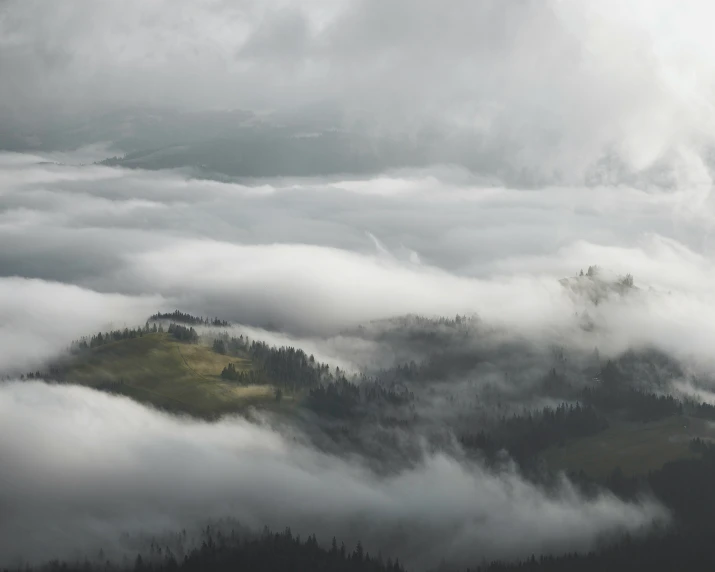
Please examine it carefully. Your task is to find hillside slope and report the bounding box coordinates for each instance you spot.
[54,333,288,418]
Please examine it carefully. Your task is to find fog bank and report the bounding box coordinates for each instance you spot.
[0,382,667,570]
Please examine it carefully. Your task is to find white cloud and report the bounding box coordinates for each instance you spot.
[0,381,667,569]
[0,277,162,373]
[2,2,714,567]
[4,1,715,182]
[3,159,715,372]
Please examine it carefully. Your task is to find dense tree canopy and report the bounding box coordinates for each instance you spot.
[4,527,405,572]
[150,311,230,327]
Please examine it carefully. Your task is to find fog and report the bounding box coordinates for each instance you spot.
[3,156,715,373]
[0,277,161,374]
[0,381,667,570]
[2,1,715,568]
[0,154,704,566]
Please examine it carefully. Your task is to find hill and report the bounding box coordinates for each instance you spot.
[51,332,294,418]
[540,416,715,478]
[20,310,715,481]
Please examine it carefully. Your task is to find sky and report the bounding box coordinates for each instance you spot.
[1,0,715,569]
[3,0,715,184]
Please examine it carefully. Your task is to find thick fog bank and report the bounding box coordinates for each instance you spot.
[3,158,715,374]
[0,382,666,570]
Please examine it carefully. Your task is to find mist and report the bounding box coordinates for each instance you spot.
[3,156,715,375]
[0,277,161,374]
[0,381,667,570]
[2,2,715,569]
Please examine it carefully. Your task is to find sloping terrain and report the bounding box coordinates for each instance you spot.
[55,333,286,418]
[47,323,715,479]
[540,416,715,478]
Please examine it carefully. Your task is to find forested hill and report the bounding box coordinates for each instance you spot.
[149,310,230,327]
[13,312,410,421]
[3,527,406,572]
[12,311,715,570]
[14,309,715,478]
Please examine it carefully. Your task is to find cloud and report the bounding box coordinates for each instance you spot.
[0,157,711,570]
[4,157,715,373]
[0,277,162,373]
[2,3,714,567]
[123,239,576,336]
[0,381,667,570]
[3,1,715,183]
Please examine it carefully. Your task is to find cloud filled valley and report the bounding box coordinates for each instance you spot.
[0,381,668,570]
[0,153,713,569]
[5,1,715,570]
[3,154,715,366]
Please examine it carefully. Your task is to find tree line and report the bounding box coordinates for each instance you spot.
[168,324,199,343]
[581,384,682,422]
[68,321,200,349]
[214,333,414,417]
[460,402,608,465]
[4,526,405,572]
[150,310,230,327]
[455,354,695,467]
[216,335,332,389]
[73,323,160,352]
[479,441,715,571]
[307,378,413,418]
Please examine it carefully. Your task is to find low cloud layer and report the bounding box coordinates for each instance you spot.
[0,89,713,570]
[3,156,715,375]
[2,3,712,569]
[0,277,161,373]
[0,381,667,570]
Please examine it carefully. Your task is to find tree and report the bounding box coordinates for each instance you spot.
[620,273,634,288]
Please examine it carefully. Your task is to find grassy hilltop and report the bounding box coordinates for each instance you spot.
[20,309,715,481]
[54,332,294,418]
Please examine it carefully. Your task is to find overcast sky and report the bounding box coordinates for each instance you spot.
[3,0,715,183]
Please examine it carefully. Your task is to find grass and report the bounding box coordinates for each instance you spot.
[57,333,290,418]
[541,416,715,478]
